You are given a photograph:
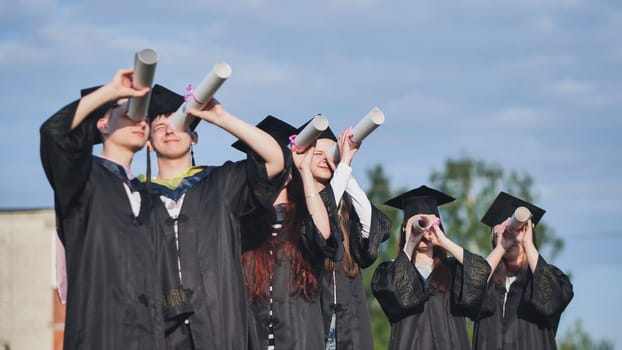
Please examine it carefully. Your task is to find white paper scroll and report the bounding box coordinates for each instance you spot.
[291,115,329,150]
[169,62,232,130]
[412,217,431,234]
[128,48,158,121]
[328,106,385,161]
[509,206,532,229]
[351,106,385,142]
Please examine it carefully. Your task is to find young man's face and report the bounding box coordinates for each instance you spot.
[149,114,197,160]
[102,100,149,151]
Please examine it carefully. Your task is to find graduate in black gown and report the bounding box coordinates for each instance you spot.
[40,69,165,349]
[145,85,289,349]
[472,192,574,350]
[238,120,343,350]
[371,186,491,350]
[316,127,392,350]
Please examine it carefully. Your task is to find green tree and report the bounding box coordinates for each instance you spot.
[362,165,402,349]
[558,319,614,350]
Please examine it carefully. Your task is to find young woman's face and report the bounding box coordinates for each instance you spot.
[149,114,197,160]
[310,138,335,183]
[500,228,524,262]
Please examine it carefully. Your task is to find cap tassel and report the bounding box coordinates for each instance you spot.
[191,146,196,167]
[145,146,152,210]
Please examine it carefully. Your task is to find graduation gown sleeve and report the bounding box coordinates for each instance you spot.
[40,100,97,227]
[522,255,574,326]
[300,185,343,262]
[451,249,491,319]
[244,141,292,211]
[349,203,392,268]
[371,251,429,323]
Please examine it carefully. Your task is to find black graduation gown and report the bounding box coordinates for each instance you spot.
[40,101,164,350]
[245,187,344,350]
[372,250,491,350]
[472,256,574,350]
[150,146,291,350]
[320,200,393,350]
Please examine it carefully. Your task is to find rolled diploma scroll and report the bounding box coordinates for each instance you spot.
[128,48,158,121]
[292,115,329,150]
[328,106,385,161]
[509,206,532,229]
[412,216,431,234]
[169,62,233,130]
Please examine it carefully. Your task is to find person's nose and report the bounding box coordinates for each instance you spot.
[136,119,148,128]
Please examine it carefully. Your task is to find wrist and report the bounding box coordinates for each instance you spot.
[94,84,119,103]
[524,240,537,252]
[438,235,450,248]
[339,157,353,166]
[305,192,319,200]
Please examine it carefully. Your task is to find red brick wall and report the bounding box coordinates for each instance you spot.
[52,289,65,350]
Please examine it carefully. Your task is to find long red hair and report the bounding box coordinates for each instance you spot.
[242,170,320,302]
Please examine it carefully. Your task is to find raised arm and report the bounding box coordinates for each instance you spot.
[486,218,514,281]
[40,68,148,215]
[187,102,284,179]
[292,145,331,239]
[72,68,149,130]
[426,217,464,264]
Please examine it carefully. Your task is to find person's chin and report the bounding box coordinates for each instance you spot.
[504,248,520,260]
[417,243,431,252]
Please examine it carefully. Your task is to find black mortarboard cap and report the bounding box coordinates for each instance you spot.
[384,185,455,218]
[481,191,546,228]
[231,115,297,153]
[80,85,116,144]
[296,117,337,142]
[147,84,200,131]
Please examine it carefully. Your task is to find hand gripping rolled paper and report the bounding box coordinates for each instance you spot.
[291,115,329,150]
[169,62,233,130]
[509,206,532,229]
[128,48,158,121]
[328,106,385,161]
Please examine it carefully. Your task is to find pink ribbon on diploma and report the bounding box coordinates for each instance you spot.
[288,134,298,147]
[184,84,204,104]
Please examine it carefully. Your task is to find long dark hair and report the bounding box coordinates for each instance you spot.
[324,197,359,278]
[397,220,451,293]
[241,169,320,303]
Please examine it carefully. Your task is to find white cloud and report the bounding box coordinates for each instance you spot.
[529,16,557,33]
[547,79,594,96]
[454,0,584,10]
[0,0,56,25]
[489,107,540,127]
[496,54,576,71]
[384,91,451,122]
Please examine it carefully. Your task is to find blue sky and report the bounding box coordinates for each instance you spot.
[1,0,621,347]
